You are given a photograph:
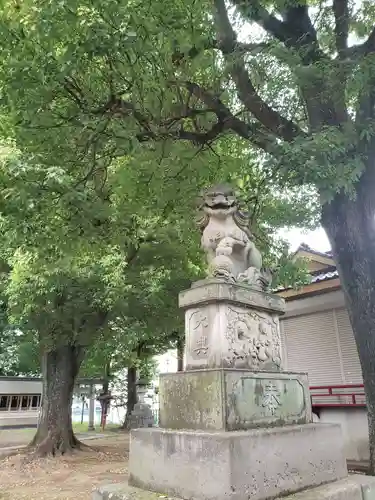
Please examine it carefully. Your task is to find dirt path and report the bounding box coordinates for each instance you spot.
[0,428,36,448]
[0,425,115,448]
[0,434,130,500]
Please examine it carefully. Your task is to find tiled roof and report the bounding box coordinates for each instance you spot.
[311,269,339,283]
[297,243,333,259]
[274,268,339,293]
[274,244,337,293]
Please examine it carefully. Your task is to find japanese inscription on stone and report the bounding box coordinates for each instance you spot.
[261,382,281,415]
[188,310,209,358]
[225,373,308,429]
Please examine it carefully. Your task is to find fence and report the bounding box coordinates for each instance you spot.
[310,384,366,408]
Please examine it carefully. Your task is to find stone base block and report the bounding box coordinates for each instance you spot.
[93,477,375,500]
[159,369,312,431]
[128,424,347,500]
[179,280,285,372]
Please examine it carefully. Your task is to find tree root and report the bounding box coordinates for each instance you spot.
[28,430,90,457]
[77,440,94,451]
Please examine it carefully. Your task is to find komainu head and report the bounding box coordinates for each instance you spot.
[200,183,237,216]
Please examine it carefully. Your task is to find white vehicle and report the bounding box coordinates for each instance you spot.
[0,376,42,429]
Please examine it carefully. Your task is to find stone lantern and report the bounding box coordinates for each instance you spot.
[128,378,154,429]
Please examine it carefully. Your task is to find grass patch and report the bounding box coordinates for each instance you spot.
[72,422,120,433]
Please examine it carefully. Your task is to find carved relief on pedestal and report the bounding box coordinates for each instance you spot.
[187,309,209,359]
[224,307,282,370]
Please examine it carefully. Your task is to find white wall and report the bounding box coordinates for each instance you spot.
[283,289,345,319]
[281,289,369,462]
[0,379,42,394]
[154,349,178,375]
[315,407,369,462]
[280,290,363,385]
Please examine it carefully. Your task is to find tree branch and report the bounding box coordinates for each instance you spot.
[231,0,325,64]
[63,77,87,111]
[88,78,282,155]
[214,0,304,142]
[231,0,350,128]
[233,0,289,44]
[343,27,375,59]
[172,38,270,65]
[61,69,283,157]
[355,72,375,126]
[362,27,375,55]
[329,1,351,123]
[172,81,286,153]
[179,81,281,150]
[92,97,153,133]
[333,0,349,55]
[136,112,280,155]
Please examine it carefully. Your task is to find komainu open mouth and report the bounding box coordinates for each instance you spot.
[205,201,233,210]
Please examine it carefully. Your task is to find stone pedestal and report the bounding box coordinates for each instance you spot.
[95,476,375,500]
[126,279,348,500]
[129,424,347,500]
[180,280,285,371]
[159,369,312,430]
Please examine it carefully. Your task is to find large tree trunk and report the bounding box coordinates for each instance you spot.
[30,344,84,456]
[99,362,111,413]
[122,365,137,429]
[322,173,375,474]
[102,362,110,395]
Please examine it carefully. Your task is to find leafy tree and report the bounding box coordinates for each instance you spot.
[0,139,206,455]
[0,329,40,376]
[79,225,196,423]
[6,250,125,454]
[3,0,374,468]
[3,211,197,453]
[0,259,40,376]
[0,0,334,458]
[80,322,182,424]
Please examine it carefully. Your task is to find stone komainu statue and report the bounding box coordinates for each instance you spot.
[197,184,271,290]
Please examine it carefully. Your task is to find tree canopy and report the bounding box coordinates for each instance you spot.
[2,0,374,461]
[0,0,373,200]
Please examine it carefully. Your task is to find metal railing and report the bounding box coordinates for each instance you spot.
[310,384,366,408]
